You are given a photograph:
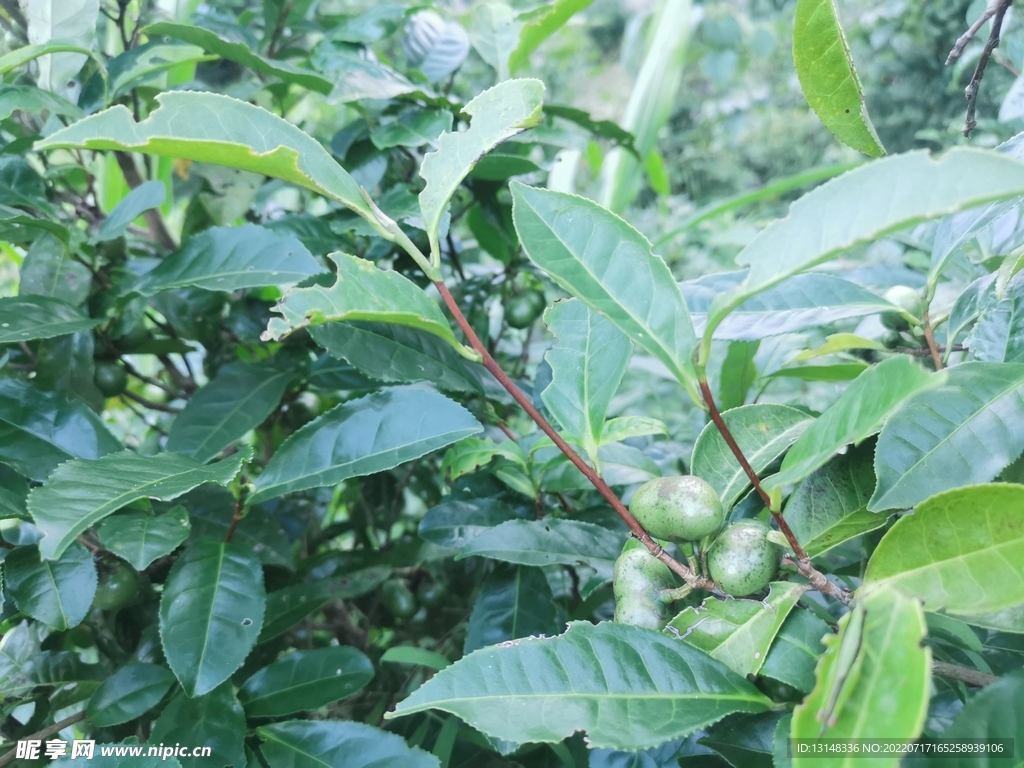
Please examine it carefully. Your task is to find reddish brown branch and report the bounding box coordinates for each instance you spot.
[434,281,714,593]
[0,712,88,768]
[224,493,245,543]
[922,312,945,371]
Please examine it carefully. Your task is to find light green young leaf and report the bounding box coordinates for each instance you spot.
[250,389,482,503]
[464,564,560,653]
[96,506,191,571]
[419,78,544,260]
[159,539,265,697]
[508,0,594,72]
[4,543,96,631]
[388,621,770,749]
[793,0,884,157]
[239,646,374,717]
[258,721,439,768]
[705,149,1024,355]
[691,404,813,510]
[600,416,669,444]
[869,362,1024,511]
[512,183,701,405]
[864,483,1024,616]
[791,587,929,762]
[666,582,806,677]
[36,91,378,228]
[767,357,940,492]
[542,299,632,464]
[718,341,759,410]
[441,436,527,482]
[0,295,100,343]
[380,646,452,671]
[166,359,295,463]
[142,22,333,94]
[263,253,474,359]
[27,449,248,561]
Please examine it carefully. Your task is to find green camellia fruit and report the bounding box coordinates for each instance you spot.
[417,581,447,609]
[629,475,724,542]
[505,289,546,329]
[94,362,128,397]
[381,579,418,619]
[881,329,903,350]
[880,286,924,331]
[613,540,674,629]
[707,520,779,597]
[93,560,138,611]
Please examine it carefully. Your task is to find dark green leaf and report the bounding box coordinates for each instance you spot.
[28,449,248,560]
[0,464,29,519]
[251,389,482,503]
[370,108,452,149]
[465,564,560,653]
[700,712,784,768]
[0,295,101,343]
[98,181,165,242]
[388,621,771,749]
[149,682,246,768]
[134,224,322,295]
[18,233,91,305]
[257,720,440,767]
[184,488,294,569]
[87,663,176,727]
[96,506,191,570]
[761,609,832,693]
[5,543,96,630]
[932,671,1024,767]
[418,498,522,549]
[239,646,374,717]
[0,84,82,122]
[458,518,622,574]
[258,582,334,643]
[159,538,266,697]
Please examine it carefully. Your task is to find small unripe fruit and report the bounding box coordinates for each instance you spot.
[707,520,779,597]
[505,289,546,329]
[880,286,923,331]
[94,362,128,397]
[629,476,724,542]
[881,330,903,350]
[381,579,418,619]
[613,541,673,629]
[93,560,138,611]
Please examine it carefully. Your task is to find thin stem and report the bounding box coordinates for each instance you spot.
[0,712,88,767]
[931,660,999,687]
[960,0,1013,136]
[122,389,180,414]
[434,280,712,592]
[224,491,245,543]
[947,0,1003,63]
[922,312,945,371]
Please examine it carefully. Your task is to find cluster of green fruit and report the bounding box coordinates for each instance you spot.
[613,476,780,629]
[879,286,926,350]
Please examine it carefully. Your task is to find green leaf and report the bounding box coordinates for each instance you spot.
[0,465,29,520]
[263,253,473,359]
[766,357,939,492]
[420,79,544,259]
[143,22,332,93]
[310,322,490,395]
[134,224,321,296]
[0,83,82,122]
[863,483,1024,616]
[380,646,452,671]
[465,564,560,653]
[104,42,214,102]
[149,682,246,768]
[257,720,440,768]
[36,91,378,227]
[251,389,482,503]
[791,587,929,759]
[458,518,622,573]
[87,663,176,727]
[0,295,100,343]
[0,378,119,482]
[512,183,701,404]
[166,359,295,463]
[4,543,96,631]
[28,449,247,561]
[159,538,266,697]
[370,108,453,150]
[418,498,522,549]
[599,416,669,444]
[442,437,527,482]
[470,3,520,81]
[705,150,1024,351]
[544,104,640,157]
[691,404,813,510]
[388,620,770,749]
[792,0,884,157]
[186,490,294,570]
[960,602,1024,634]
[869,362,1024,510]
[97,181,165,242]
[96,506,191,570]
[719,341,759,410]
[968,273,1024,363]
[933,671,1024,766]
[239,646,374,717]
[508,0,594,72]
[666,582,805,677]
[783,445,888,558]
[700,712,784,768]
[0,40,101,91]
[258,582,334,643]
[18,233,91,305]
[541,299,631,464]
[761,609,832,693]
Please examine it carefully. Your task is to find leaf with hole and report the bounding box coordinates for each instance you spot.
[239,646,374,717]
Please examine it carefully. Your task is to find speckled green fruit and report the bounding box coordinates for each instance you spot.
[880,286,923,331]
[613,541,673,629]
[707,520,779,597]
[629,475,724,542]
[94,363,128,397]
[505,289,546,329]
[381,579,418,619]
[93,560,138,611]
